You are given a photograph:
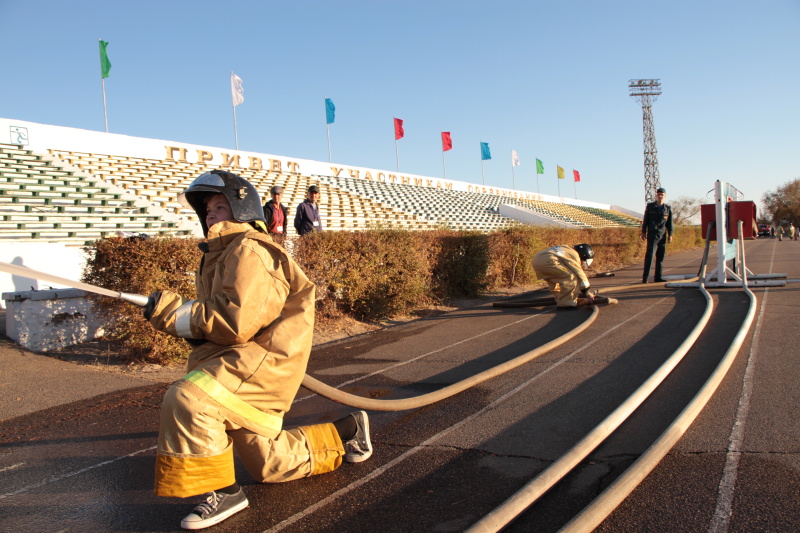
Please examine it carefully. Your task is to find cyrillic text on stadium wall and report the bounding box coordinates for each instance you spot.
[165,145,454,192]
[164,145,548,200]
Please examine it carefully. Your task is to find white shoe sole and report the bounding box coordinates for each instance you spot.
[181,497,249,530]
[345,411,373,463]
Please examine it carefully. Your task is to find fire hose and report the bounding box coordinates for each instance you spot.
[0,260,598,411]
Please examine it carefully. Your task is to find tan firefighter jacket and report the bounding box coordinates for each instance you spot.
[147,220,316,427]
[536,245,591,291]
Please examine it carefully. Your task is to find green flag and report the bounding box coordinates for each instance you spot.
[99,40,111,79]
[536,158,544,174]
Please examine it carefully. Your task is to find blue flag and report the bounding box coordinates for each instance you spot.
[325,98,335,124]
[481,142,491,160]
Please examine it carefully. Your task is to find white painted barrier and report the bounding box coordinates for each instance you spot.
[2,288,105,352]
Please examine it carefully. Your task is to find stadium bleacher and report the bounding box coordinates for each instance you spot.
[0,131,640,246]
[0,144,192,245]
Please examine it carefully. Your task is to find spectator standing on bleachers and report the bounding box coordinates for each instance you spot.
[263,185,288,244]
[143,171,372,530]
[640,187,674,283]
[294,184,323,236]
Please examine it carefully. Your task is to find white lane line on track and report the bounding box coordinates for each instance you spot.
[707,241,776,533]
[294,310,548,403]
[0,312,547,499]
[0,445,156,500]
[264,294,677,532]
[0,462,25,473]
[0,284,681,505]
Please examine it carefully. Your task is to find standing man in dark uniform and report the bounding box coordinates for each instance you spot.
[263,185,288,244]
[641,186,674,283]
[294,185,323,236]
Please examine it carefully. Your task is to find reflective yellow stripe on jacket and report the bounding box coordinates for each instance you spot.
[184,371,284,433]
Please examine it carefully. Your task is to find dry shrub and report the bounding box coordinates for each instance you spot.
[83,235,202,365]
[83,225,703,364]
[428,229,490,298]
[292,229,435,319]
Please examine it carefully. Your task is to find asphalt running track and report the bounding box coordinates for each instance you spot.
[1,239,799,532]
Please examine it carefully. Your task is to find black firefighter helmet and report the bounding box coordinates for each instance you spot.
[179,170,267,236]
[574,243,594,262]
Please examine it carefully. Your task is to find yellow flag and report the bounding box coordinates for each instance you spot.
[557,165,565,179]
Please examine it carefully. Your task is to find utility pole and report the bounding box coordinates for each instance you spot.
[629,79,662,204]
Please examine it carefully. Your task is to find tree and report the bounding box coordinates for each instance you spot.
[762,179,800,227]
[670,195,702,225]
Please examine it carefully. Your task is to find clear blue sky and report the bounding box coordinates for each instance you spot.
[1,0,798,213]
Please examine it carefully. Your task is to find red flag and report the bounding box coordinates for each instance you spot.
[441,131,452,151]
[394,118,404,140]
[573,170,581,182]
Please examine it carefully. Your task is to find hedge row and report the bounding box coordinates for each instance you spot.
[83,225,703,365]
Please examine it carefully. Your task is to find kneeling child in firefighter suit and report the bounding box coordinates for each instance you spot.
[532,244,595,308]
[144,170,372,530]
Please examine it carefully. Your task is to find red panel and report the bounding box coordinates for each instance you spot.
[700,204,717,241]
[728,201,757,240]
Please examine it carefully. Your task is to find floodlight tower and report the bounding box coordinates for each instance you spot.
[629,79,662,204]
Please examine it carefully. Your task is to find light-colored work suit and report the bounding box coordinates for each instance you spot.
[148,220,344,498]
[532,245,590,308]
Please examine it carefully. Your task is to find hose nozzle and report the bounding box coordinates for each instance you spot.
[119,292,150,307]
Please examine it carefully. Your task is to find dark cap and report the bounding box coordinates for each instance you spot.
[270,185,283,194]
[308,185,320,193]
[656,187,666,194]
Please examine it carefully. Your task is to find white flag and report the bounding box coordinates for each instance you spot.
[511,149,520,167]
[231,72,244,107]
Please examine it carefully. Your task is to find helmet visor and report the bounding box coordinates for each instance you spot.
[177,172,227,208]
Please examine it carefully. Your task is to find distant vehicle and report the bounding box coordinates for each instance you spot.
[758,224,771,237]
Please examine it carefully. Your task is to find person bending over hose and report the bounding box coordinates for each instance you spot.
[143,170,372,530]
[532,244,597,310]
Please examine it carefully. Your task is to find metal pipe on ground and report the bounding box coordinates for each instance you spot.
[467,284,714,533]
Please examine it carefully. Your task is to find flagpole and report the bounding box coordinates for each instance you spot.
[231,71,240,150]
[394,118,400,171]
[557,170,561,197]
[574,179,578,199]
[326,123,332,163]
[101,78,108,133]
[441,131,448,180]
[99,39,109,133]
[511,164,516,190]
[232,105,239,151]
[324,97,334,162]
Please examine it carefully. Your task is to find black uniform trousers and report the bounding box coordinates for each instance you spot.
[642,233,667,282]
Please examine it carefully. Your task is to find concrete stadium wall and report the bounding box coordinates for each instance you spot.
[1,117,614,210]
[612,204,644,220]
[498,204,576,228]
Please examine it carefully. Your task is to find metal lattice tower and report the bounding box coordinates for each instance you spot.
[629,79,662,204]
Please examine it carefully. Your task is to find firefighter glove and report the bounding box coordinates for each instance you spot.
[143,291,162,321]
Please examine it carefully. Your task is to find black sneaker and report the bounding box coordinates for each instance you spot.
[181,488,249,530]
[344,411,373,463]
